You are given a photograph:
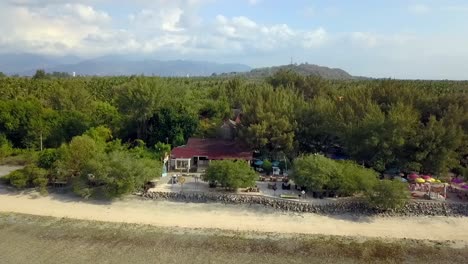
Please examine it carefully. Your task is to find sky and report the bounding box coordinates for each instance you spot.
[1,0,468,79]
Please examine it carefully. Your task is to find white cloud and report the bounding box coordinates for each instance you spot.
[232,16,257,28]
[213,15,328,53]
[1,1,468,79]
[303,27,327,48]
[63,3,111,24]
[130,8,185,32]
[0,2,111,56]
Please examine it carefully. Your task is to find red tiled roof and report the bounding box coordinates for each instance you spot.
[171,138,252,160]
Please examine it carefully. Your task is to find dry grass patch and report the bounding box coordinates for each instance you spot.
[0,213,466,264]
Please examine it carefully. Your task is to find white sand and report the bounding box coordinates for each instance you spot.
[1,189,467,243]
[1,166,467,244]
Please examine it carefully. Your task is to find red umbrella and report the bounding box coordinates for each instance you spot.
[422,175,431,180]
[409,173,419,180]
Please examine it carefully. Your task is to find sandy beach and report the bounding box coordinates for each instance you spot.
[0,188,467,243]
[0,166,467,244]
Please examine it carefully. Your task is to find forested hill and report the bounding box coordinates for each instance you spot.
[218,63,355,80]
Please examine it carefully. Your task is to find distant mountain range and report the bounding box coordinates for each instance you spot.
[0,54,251,77]
[0,53,80,75]
[0,53,357,79]
[218,63,355,80]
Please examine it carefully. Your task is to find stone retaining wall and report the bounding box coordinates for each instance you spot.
[141,191,468,217]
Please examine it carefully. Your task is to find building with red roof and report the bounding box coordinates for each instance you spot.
[170,138,252,172]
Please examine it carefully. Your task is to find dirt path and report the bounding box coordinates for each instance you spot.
[0,187,467,244]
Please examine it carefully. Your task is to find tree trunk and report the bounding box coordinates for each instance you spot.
[40,132,43,151]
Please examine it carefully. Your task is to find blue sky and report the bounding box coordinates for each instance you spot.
[1,0,468,79]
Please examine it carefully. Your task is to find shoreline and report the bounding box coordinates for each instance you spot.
[2,212,467,264]
[1,165,467,245]
[1,186,468,244]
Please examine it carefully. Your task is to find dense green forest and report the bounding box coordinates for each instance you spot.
[0,71,467,197]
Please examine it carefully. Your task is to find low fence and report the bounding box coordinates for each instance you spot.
[141,191,468,217]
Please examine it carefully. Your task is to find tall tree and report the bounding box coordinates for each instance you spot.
[239,84,303,154]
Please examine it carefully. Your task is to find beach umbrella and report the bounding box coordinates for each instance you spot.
[254,160,264,166]
[452,178,464,184]
[422,175,431,180]
[272,161,280,167]
[409,173,419,180]
[415,178,425,183]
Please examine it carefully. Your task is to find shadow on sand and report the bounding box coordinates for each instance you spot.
[0,183,114,205]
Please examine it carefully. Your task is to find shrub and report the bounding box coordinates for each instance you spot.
[27,166,49,193]
[335,160,378,195]
[291,154,378,196]
[67,148,160,199]
[262,159,273,175]
[203,160,257,190]
[8,170,29,188]
[37,149,60,169]
[4,165,49,191]
[291,154,339,191]
[0,134,13,159]
[365,180,410,210]
[0,151,38,166]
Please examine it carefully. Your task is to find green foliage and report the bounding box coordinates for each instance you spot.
[37,149,60,169]
[334,161,379,195]
[7,170,29,188]
[90,101,121,132]
[26,165,49,193]
[0,134,13,159]
[84,126,112,143]
[291,154,378,195]
[291,154,341,191]
[53,128,161,198]
[296,97,338,153]
[0,99,50,149]
[154,142,171,161]
[365,180,410,211]
[238,84,302,154]
[0,75,467,183]
[267,69,304,89]
[203,160,257,190]
[73,150,159,198]
[145,107,198,147]
[55,134,102,180]
[453,166,468,181]
[262,159,273,174]
[5,165,48,192]
[33,69,47,79]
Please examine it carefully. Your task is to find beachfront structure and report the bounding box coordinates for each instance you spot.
[170,138,252,172]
